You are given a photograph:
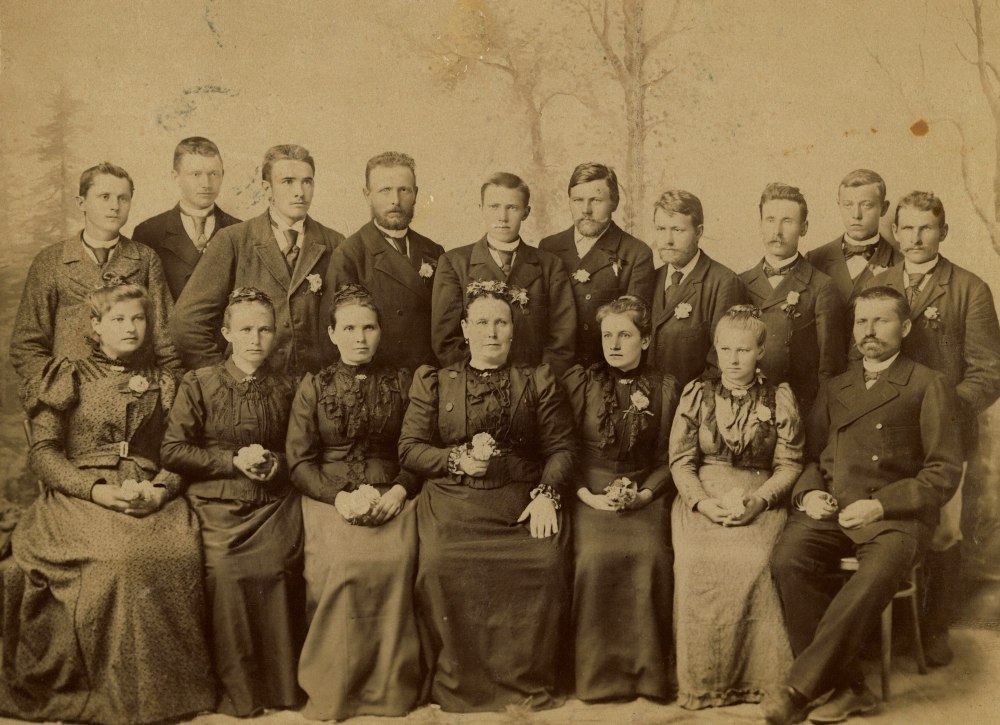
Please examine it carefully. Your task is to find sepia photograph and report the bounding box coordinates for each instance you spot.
[0,1,999,723]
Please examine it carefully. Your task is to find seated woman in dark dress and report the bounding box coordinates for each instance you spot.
[0,283,214,725]
[285,283,422,720]
[161,287,304,717]
[399,281,576,713]
[562,294,680,702]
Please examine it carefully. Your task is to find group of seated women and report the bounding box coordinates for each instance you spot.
[0,277,804,724]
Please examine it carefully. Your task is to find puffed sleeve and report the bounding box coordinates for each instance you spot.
[531,364,576,490]
[754,383,804,507]
[398,365,452,477]
[286,373,343,504]
[391,367,422,496]
[669,379,710,509]
[641,373,681,498]
[160,370,238,481]
[20,356,79,417]
[27,366,104,501]
[561,364,589,427]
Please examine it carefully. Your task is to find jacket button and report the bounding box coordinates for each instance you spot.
[582,323,589,331]
[283,322,290,328]
[871,454,879,462]
[585,293,592,301]
[445,402,454,411]
[397,309,404,316]
[875,423,883,430]
[449,371,458,379]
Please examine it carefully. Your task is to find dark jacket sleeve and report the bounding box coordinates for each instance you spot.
[815,276,848,384]
[160,371,237,480]
[641,374,680,498]
[791,378,832,502]
[540,258,577,375]
[170,228,236,369]
[10,252,59,386]
[626,241,656,306]
[320,241,362,361]
[286,373,341,504]
[430,254,467,367]
[392,368,422,496]
[398,365,453,477]
[144,249,183,375]
[530,364,577,490]
[705,269,749,372]
[957,278,1000,418]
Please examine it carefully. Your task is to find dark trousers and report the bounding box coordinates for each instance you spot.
[770,516,920,699]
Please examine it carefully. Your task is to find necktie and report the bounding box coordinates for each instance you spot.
[670,270,683,288]
[191,215,208,252]
[491,246,514,276]
[763,261,792,278]
[283,230,300,272]
[85,243,110,266]
[906,270,933,305]
[843,242,875,261]
[863,369,880,387]
[386,234,407,257]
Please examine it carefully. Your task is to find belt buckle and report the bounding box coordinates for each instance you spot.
[118,441,129,458]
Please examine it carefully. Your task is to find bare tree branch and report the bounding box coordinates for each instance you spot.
[939,117,1000,254]
[538,90,588,113]
[641,65,676,89]
[956,40,977,65]
[643,0,682,55]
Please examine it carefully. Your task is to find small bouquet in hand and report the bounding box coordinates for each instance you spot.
[468,432,499,462]
[604,477,638,512]
[335,483,382,525]
[235,443,272,476]
[119,478,158,502]
[720,487,747,517]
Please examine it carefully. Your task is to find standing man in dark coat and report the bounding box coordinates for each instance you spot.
[871,191,1000,666]
[172,144,344,377]
[132,137,241,301]
[763,286,962,725]
[648,189,745,387]
[539,162,654,368]
[806,169,902,306]
[322,151,444,371]
[740,183,846,413]
[431,172,576,374]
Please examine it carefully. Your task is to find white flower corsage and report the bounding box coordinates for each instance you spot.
[674,302,693,319]
[572,269,591,284]
[609,254,624,277]
[755,403,772,422]
[419,261,435,279]
[306,273,323,293]
[509,286,529,309]
[780,290,802,318]
[604,477,638,511]
[128,375,150,395]
[924,306,939,321]
[336,484,382,525]
[234,443,271,475]
[469,431,499,462]
[623,390,653,419]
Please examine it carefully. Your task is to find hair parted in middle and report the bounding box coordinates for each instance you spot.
[88,283,151,321]
[224,287,275,328]
[480,171,530,206]
[365,151,416,188]
[759,182,808,223]
[262,144,315,183]
[568,162,620,211]
[653,189,704,228]
[595,294,652,338]
[329,282,383,328]
[715,303,767,348]
[463,280,515,321]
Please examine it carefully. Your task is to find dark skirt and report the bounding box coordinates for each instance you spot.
[298,495,421,720]
[571,494,675,701]
[416,479,569,712]
[189,491,306,716]
[0,488,215,725]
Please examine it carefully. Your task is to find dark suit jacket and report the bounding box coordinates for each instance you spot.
[649,251,746,388]
[740,255,847,412]
[871,256,1000,453]
[171,211,344,376]
[431,238,577,375]
[133,204,241,300]
[323,221,444,371]
[792,356,963,543]
[10,234,181,404]
[539,221,655,368]
[805,234,902,305]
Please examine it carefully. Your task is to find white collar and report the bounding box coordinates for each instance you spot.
[82,230,119,249]
[764,252,799,270]
[904,256,940,275]
[863,351,900,373]
[374,220,408,239]
[270,209,305,234]
[179,201,214,219]
[485,235,520,252]
[843,232,880,247]
[668,249,701,278]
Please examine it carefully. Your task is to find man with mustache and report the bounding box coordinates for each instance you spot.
[739,183,846,413]
[431,171,576,373]
[172,144,344,377]
[11,162,181,409]
[132,137,241,301]
[807,169,902,306]
[539,163,654,368]
[763,286,962,724]
[322,152,444,371]
[868,191,1000,667]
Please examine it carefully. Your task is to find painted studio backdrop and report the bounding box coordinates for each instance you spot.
[1,0,1000,593]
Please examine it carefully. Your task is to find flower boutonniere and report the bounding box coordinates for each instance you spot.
[127,374,150,396]
[674,302,693,319]
[419,261,435,279]
[923,306,941,329]
[780,290,802,319]
[306,273,323,294]
[869,264,889,276]
[572,268,591,284]
[755,402,772,423]
[609,254,625,277]
[100,271,128,288]
[622,390,653,420]
[509,286,529,309]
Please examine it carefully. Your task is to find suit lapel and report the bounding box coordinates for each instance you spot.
[252,213,291,289]
[832,358,909,428]
[852,235,896,293]
[509,242,542,289]
[653,252,707,328]
[106,237,144,283]
[549,228,580,269]
[159,206,202,267]
[61,234,102,295]
[469,237,505,282]
[364,223,428,298]
[580,225,620,276]
[743,264,777,307]
[289,218,327,294]
[907,258,950,320]
[765,257,811,310]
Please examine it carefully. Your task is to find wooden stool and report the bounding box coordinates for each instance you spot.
[840,557,928,701]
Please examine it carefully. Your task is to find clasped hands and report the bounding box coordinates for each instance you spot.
[234,452,278,482]
[91,481,167,517]
[457,451,557,539]
[577,487,653,512]
[696,495,768,527]
[801,490,884,528]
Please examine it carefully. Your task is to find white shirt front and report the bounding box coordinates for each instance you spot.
[485,235,520,270]
[664,249,702,290]
[374,220,408,253]
[270,210,305,254]
[179,202,217,243]
[82,230,120,265]
[574,224,609,261]
[844,232,880,280]
[763,252,799,288]
[862,351,900,388]
[903,255,940,294]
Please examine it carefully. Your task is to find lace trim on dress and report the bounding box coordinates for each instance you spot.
[701,371,777,469]
[595,363,655,453]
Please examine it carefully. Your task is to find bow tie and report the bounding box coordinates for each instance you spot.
[863,369,880,384]
[843,242,876,261]
[762,261,792,278]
